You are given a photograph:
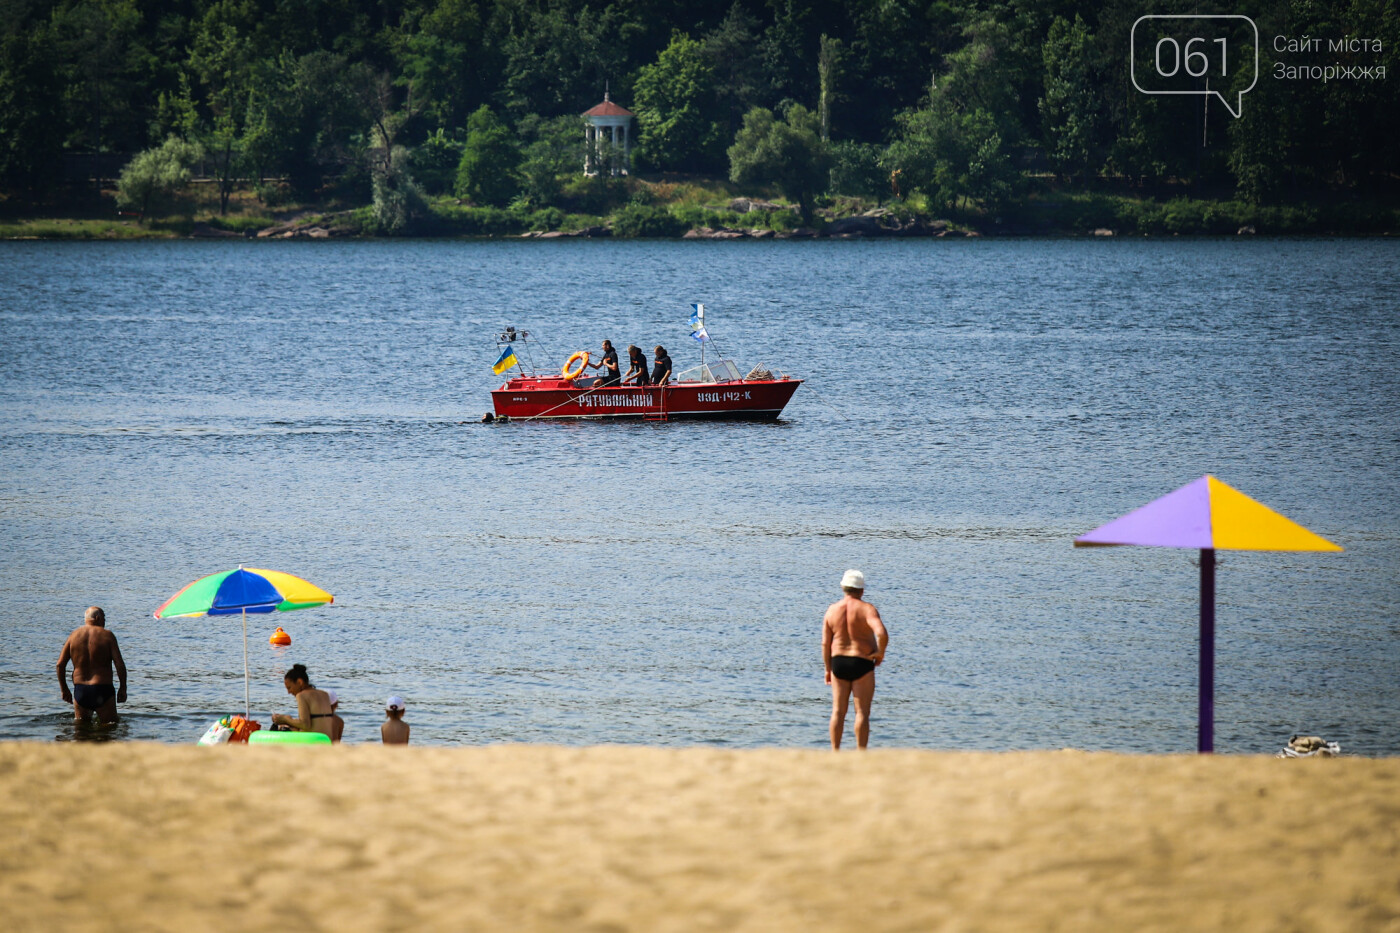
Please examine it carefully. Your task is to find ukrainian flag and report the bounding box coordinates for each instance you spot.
[492,345,519,375]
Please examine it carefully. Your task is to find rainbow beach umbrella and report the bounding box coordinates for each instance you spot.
[155,567,334,718]
[1075,476,1341,753]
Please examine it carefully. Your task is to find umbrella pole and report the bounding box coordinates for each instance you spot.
[242,607,250,720]
[1198,548,1216,754]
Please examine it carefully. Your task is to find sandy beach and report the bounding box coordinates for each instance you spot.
[2,744,1396,932]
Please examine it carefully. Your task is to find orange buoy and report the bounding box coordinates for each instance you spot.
[269,627,291,647]
[561,350,590,380]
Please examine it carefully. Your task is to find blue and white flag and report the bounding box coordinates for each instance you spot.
[689,303,708,342]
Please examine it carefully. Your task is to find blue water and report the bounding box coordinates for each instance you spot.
[1,238,1397,753]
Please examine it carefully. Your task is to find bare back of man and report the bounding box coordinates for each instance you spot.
[822,572,889,751]
[57,607,127,723]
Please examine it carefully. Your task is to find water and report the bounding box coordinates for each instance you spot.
[1,238,1397,753]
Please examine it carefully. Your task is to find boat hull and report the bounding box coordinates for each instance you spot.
[491,378,802,421]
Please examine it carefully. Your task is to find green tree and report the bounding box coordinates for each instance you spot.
[633,33,723,173]
[828,140,885,203]
[703,3,763,143]
[455,104,519,206]
[888,104,1018,211]
[410,128,463,195]
[961,109,1017,209]
[394,0,485,131]
[492,0,642,118]
[886,105,957,207]
[371,144,428,234]
[188,13,256,213]
[728,103,831,224]
[50,0,149,154]
[757,0,810,110]
[115,136,204,220]
[933,15,1033,146]
[516,113,581,206]
[0,24,66,191]
[817,34,843,142]
[1039,15,1103,182]
[242,51,373,197]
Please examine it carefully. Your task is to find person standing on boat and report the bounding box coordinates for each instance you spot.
[822,570,889,751]
[651,346,672,386]
[587,339,621,386]
[622,345,651,386]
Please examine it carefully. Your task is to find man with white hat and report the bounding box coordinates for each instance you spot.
[822,570,889,750]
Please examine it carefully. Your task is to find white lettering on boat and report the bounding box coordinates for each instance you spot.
[696,391,753,403]
[576,393,656,409]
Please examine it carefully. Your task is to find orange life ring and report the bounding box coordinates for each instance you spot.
[562,351,590,380]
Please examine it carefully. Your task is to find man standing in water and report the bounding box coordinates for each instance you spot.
[822,570,888,751]
[57,607,128,723]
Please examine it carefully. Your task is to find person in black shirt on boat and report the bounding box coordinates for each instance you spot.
[623,345,651,386]
[651,346,672,386]
[588,339,621,386]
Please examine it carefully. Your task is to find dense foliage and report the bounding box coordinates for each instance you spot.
[1,0,1396,221]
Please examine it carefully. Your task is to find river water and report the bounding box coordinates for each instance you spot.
[1,237,1396,753]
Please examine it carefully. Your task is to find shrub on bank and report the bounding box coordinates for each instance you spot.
[670,204,746,230]
[611,203,687,238]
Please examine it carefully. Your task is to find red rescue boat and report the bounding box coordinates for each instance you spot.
[488,326,802,422]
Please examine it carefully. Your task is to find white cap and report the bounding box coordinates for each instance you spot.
[841,569,865,590]
[325,689,338,707]
[386,696,405,711]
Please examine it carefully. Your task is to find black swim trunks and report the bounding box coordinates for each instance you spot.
[73,683,115,710]
[830,656,875,682]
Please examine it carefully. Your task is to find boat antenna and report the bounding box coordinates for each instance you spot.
[498,325,538,376]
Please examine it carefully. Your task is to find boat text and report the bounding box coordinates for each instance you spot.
[577,393,656,408]
[697,390,753,403]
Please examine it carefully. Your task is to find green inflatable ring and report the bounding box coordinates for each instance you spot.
[248,730,331,745]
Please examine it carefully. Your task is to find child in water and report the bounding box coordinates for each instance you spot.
[381,696,409,744]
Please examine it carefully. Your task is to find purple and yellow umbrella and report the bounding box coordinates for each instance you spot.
[1075,476,1341,753]
[155,567,334,717]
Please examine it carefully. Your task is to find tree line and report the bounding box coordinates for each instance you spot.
[2,0,1395,226]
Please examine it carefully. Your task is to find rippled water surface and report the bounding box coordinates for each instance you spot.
[1,238,1397,753]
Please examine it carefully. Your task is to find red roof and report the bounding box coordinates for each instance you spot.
[583,98,634,117]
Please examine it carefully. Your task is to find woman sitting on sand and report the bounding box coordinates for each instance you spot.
[270,664,335,738]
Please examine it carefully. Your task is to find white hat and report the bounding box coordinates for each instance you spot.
[325,689,339,707]
[385,696,405,711]
[840,569,865,589]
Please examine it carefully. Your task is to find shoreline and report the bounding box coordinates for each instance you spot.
[4,228,1398,242]
[4,742,1397,931]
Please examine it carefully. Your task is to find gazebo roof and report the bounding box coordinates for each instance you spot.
[583,95,633,117]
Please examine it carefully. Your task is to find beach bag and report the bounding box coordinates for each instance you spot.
[229,716,261,743]
[197,721,234,745]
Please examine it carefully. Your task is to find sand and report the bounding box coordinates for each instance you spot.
[1,744,1397,932]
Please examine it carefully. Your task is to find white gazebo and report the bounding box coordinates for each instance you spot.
[583,93,634,176]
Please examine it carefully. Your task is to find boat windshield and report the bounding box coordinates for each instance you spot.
[674,360,743,384]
